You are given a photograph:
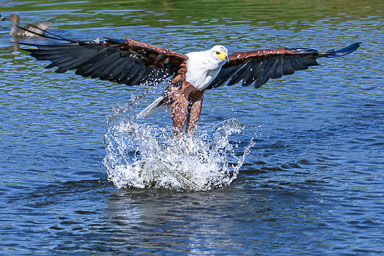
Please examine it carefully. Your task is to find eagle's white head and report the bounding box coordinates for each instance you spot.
[185,45,229,90]
[210,45,229,62]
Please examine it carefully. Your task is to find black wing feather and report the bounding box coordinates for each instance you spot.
[242,61,263,87]
[270,55,284,79]
[208,42,361,89]
[227,62,252,86]
[20,30,188,86]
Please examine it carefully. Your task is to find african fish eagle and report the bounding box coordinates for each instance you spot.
[20,28,360,134]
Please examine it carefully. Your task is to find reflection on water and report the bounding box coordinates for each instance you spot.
[1,0,384,254]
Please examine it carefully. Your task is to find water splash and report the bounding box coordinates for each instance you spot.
[103,102,254,191]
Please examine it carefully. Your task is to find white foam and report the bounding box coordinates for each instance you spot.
[103,103,254,191]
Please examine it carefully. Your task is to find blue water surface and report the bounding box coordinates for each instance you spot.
[1,0,383,254]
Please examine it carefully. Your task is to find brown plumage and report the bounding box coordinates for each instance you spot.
[20,29,360,135]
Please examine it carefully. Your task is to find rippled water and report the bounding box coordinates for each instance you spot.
[1,0,383,254]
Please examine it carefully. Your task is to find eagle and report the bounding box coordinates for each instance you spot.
[20,29,360,134]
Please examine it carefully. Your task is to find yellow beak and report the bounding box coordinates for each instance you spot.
[217,52,228,61]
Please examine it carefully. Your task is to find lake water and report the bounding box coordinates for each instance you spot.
[1,0,383,254]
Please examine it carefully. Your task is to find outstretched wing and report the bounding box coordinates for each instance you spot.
[22,31,188,86]
[208,42,361,89]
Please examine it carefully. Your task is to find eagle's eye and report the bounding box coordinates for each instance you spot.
[216,51,221,55]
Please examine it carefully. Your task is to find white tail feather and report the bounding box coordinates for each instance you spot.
[136,96,165,119]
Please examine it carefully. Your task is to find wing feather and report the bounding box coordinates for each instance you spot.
[254,58,278,88]
[242,61,264,87]
[55,49,107,73]
[270,55,283,79]
[126,64,146,85]
[227,62,251,86]
[21,32,188,86]
[283,57,296,75]
[208,42,361,89]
